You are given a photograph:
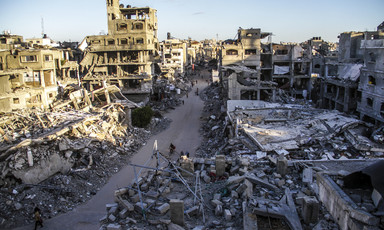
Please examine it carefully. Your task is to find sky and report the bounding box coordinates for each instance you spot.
[0,0,383,43]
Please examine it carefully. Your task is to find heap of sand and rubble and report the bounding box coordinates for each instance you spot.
[0,83,175,229]
[99,82,383,230]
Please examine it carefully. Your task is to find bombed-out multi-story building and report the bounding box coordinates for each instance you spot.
[220,28,275,101]
[272,43,312,98]
[320,29,384,118]
[0,33,79,112]
[80,0,160,95]
[357,30,384,125]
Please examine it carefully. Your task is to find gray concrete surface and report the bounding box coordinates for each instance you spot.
[13,75,207,230]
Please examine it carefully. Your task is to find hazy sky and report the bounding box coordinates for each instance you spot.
[0,0,383,43]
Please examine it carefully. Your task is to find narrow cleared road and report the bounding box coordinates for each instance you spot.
[14,74,207,230]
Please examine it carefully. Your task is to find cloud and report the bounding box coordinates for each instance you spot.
[192,12,204,16]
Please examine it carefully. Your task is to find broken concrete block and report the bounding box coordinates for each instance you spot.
[302,168,313,184]
[213,193,221,200]
[185,206,199,216]
[302,196,319,224]
[231,190,239,198]
[240,158,250,167]
[224,209,232,221]
[170,199,184,226]
[230,165,240,174]
[106,223,121,230]
[108,214,116,222]
[236,183,247,194]
[239,168,248,176]
[128,189,135,197]
[276,179,285,187]
[134,202,148,213]
[156,203,170,214]
[106,203,118,211]
[246,174,278,191]
[117,197,134,211]
[65,150,73,158]
[215,205,223,216]
[215,155,226,177]
[130,194,140,203]
[114,188,128,197]
[211,199,223,207]
[119,208,128,219]
[141,183,149,191]
[99,215,108,224]
[108,206,118,215]
[276,157,288,176]
[146,190,159,199]
[226,176,245,186]
[244,179,253,198]
[372,189,383,209]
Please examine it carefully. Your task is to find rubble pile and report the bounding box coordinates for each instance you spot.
[99,153,343,230]
[196,82,227,158]
[0,104,172,229]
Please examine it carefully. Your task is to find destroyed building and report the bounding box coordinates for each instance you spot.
[320,28,384,121]
[220,28,276,101]
[0,34,79,112]
[272,43,312,99]
[79,0,160,97]
[159,34,187,78]
[357,31,384,125]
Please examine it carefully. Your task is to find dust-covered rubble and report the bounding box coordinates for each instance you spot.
[0,103,169,229]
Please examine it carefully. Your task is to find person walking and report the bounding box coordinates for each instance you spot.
[34,207,43,229]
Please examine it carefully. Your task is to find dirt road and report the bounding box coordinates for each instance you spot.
[14,74,207,230]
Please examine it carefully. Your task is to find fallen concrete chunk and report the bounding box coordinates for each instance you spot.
[224,209,232,221]
[302,168,313,184]
[215,205,223,216]
[108,214,116,222]
[118,208,128,219]
[302,196,319,224]
[245,174,278,190]
[185,206,199,217]
[211,199,223,207]
[116,197,134,211]
[170,199,184,226]
[156,203,170,214]
[226,176,245,186]
[106,223,121,230]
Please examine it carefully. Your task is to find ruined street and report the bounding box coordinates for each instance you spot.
[13,73,207,230]
[1,1,384,229]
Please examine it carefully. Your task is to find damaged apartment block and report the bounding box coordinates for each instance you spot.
[79,0,160,96]
[220,28,276,101]
[0,32,79,112]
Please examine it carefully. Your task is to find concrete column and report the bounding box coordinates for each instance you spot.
[117,52,121,63]
[104,52,108,64]
[170,199,184,226]
[40,71,45,87]
[215,155,226,177]
[276,156,288,176]
[302,196,319,224]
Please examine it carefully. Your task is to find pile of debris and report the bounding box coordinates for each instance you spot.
[0,103,171,229]
[196,82,227,158]
[99,150,345,230]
